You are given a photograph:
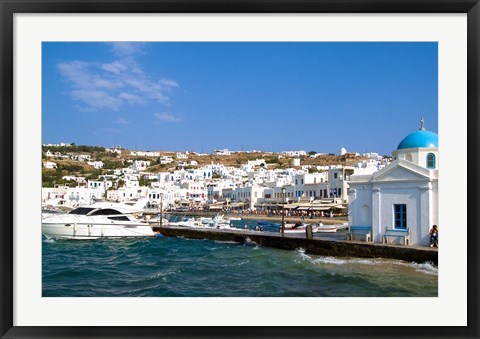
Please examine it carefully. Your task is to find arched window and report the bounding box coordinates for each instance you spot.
[426,153,436,169]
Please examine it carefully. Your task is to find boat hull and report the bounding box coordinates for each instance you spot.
[42,222,154,239]
[315,228,337,233]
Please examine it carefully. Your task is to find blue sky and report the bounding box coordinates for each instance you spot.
[42,42,438,155]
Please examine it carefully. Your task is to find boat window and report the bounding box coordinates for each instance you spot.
[107,216,131,221]
[69,207,95,215]
[89,208,122,216]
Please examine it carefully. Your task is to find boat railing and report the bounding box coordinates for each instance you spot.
[44,221,150,228]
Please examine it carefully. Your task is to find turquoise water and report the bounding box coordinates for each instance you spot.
[42,223,438,297]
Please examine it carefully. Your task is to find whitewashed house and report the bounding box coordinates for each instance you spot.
[87,161,104,169]
[43,161,57,169]
[159,156,174,164]
[87,180,113,190]
[213,149,231,156]
[106,147,122,155]
[132,160,150,171]
[76,154,91,161]
[108,186,148,201]
[348,120,438,246]
[282,150,307,157]
[176,152,188,159]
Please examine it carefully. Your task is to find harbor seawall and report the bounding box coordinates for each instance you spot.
[153,225,438,265]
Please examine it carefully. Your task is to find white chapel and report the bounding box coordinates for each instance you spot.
[347,119,438,246]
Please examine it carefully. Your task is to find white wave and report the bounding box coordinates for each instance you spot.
[245,237,259,245]
[213,240,238,245]
[298,251,438,275]
[136,269,181,283]
[295,247,306,255]
[412,262,438,275]
[42,238,56,243]
[224,260,250,267]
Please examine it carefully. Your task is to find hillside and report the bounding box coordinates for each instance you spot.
[42,145,365,187]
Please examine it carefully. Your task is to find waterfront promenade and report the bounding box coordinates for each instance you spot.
[167,211,347,225]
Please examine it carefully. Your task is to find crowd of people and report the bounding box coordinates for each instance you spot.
[167,206,348,218]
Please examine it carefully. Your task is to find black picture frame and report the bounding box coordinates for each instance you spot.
[1,1,479,338]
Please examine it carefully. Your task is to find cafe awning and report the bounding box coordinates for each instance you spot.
[297,206,330,211]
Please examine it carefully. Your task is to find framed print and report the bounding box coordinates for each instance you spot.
[1,1,479,338]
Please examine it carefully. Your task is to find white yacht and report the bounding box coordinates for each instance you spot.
[42,201,155,240]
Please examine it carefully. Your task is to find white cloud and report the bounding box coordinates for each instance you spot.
[159,79,179,88]
[109,42,145,57]
[102,127,121,134]
[101,61,128,74]
[57,43,179,112]
[75,105,97,113]
[70,89,122,111]
[153,112,182,122]
[118,92,144,104]
[116,117,130,125]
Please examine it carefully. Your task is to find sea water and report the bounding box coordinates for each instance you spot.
[42,220,437,297]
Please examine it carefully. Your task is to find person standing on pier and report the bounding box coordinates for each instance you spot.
[429,225,438,248]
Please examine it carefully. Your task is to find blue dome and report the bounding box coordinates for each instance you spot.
[397,130,438,150]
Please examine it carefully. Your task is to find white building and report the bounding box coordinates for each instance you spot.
[231,184,266,210]
[132,160,150,171]
[213,149,231,156]
[159,156,174,164]
[87,161,104,169]
[348,120,438,246]
[75,154,91,162]
[130,150,160,157]
[87,180,113,190]
[247,159,266,167]
[106,147,122,155]
[147,189,180,210]
[282,150,307,157]
[61,176,86,184]
[43,187,105,207]
[107,186,148,201]
[176,152,188,159]
[43,161,57,169]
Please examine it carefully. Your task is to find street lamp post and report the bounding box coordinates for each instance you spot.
[281,187,286,235]
[310,196,314,219]
[160,193,164,227]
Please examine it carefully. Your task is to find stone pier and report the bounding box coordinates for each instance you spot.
[152,225,438,265]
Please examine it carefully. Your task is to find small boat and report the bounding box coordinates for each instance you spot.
[211,215,235,229]
[258,221,280,227]
[169,217,205,228]
[283,222,318,234]
[314,224,338,233]
[146,214,170,225]
[169,215,235,230]
[42,201,155,240]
